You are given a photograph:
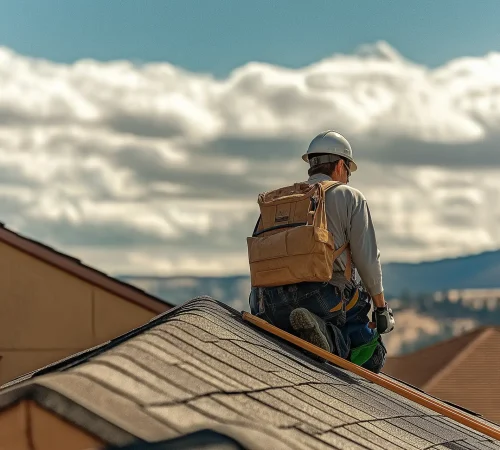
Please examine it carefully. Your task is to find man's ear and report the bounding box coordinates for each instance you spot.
[334,160,342,176]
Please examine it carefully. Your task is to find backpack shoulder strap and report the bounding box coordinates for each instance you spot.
[320,180,342,192]
[320,181,352,280]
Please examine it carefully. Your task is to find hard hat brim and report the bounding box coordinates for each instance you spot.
[302,153,358,172]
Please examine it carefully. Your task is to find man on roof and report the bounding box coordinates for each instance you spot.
[247,130,395,373]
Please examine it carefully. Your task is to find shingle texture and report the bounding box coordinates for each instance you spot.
[1,297,499,450]
[384,327,500,424]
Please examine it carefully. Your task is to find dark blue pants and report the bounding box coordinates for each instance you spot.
[249,281,386,372]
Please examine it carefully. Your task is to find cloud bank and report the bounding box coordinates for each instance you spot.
[1,41,500,276]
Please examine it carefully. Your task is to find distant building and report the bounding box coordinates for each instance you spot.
[384,326,500,424]
[434,288,500,310]
[0,223,172,384]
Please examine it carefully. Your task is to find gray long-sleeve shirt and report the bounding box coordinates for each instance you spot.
[305,173,384,296]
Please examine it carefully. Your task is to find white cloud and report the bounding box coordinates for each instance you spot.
[1,41,500,276]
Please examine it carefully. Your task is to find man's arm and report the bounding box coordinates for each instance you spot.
[348,191,395,334]
[371,292,386,308]
[348,193,383,298]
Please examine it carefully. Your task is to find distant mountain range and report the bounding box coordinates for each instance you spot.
[382,249,500,296]
[120,248,500,304]
[118,249,500,356]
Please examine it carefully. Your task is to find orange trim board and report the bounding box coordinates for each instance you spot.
[241,312,500,441]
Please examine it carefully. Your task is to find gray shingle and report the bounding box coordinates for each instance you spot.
[158,330,294,388]
[317,431,372,449]
[71,362,175,405]
[368,377,440,416]
[294,385,375,421]
[176,363,242,393]
[269,388,357,427]
[402,417,471,444]
[431,416,493,443]
[187,396,251,423]
[185,309,282,350]
[480,441,500,450]
[172,312,244,340]
[90,354,194,401]
[167,319,220,342]
[108,349,221,397]
[124,340,180,365]
[255,344,354,385]
[338,424,407,450]
[213,393,301,429]
[131,334,246,391]
[439,442,482,450]
[250,390,337,432]
[431,445,469,450]
[387,417,448,446]
[233,341,317,382]
[351,385,418,416]
[364,420,434,449]
[282,428,343,450]
[148,330,268,390]
[314,384,391,418]
[147,403,219,432]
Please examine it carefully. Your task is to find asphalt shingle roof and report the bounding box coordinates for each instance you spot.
[1,297,499,450]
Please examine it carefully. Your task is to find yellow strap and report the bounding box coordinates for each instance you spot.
[329,302,343,313]
[331,241,352,281]
[345,289,359,312]
[331,241,349,260]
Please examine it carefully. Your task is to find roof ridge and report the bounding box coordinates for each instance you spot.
[423,327,495,392]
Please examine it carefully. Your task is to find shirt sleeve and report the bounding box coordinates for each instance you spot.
[348,192,384,296]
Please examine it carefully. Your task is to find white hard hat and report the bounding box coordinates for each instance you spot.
[302,130,358,172]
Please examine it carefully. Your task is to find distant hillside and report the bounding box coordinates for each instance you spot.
[119,249,500,303]
[382,249,500,296]
[118,249,500,356]
[118,275,251,311]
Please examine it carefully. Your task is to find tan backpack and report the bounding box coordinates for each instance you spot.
[247,180,352,287]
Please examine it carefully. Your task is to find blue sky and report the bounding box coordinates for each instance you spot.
[0,0,499,76]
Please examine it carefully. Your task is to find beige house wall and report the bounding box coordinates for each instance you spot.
[0,401,104,450]
[0,241,158,384]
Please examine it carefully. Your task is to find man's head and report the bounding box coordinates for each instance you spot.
[307,154,351,183]
[302,130,357,184]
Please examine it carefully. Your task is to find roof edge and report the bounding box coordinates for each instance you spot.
[30,384,136,445]
[0,224,173,313]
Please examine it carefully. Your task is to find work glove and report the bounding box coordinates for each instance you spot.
[372,304,395,334]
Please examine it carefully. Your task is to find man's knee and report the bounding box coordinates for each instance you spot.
[361,340,387,373]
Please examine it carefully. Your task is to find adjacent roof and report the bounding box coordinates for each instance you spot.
[0,222,173,312]
[1,297,499,450]
[384,326,500,425]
